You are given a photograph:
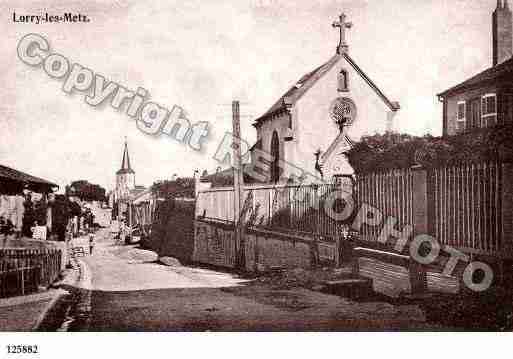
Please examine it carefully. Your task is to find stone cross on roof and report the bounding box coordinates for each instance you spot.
[332,13,352,54]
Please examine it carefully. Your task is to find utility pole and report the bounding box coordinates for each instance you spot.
[232,100,245,270]
[127,197,132,244]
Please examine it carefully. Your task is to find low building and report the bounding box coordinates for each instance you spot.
[0,163,58,236]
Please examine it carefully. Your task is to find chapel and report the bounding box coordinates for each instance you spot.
[250,13,400,184]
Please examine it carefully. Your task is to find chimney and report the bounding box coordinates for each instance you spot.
[493,0,513,66]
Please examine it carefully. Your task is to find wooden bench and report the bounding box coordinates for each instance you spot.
[352,247,428,296]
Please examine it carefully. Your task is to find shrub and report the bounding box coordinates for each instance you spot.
[346,126,513,174]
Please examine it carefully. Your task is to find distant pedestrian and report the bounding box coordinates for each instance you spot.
[89,232,95,255]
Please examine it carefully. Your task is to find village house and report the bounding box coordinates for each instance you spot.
[0,163,58,239]
[438,0,513,136]
[249,13,400,184]
[0,165,65,299]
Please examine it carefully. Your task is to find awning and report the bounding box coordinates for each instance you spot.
[0,164,59,195]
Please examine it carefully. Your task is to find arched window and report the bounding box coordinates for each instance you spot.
[270,131,280,183]
[338,70,349,92]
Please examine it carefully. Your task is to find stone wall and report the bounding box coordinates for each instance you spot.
[192,219,339,272]
[148,199,196,264]
[193,220,237,268]
[244,229,313,272]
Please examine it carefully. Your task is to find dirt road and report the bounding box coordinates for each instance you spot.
[63,230,442,331]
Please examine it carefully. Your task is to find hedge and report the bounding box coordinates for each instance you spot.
[346,125,513,174]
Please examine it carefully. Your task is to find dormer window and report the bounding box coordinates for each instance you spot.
[338,70,349,92]
[457,101,466,132]
[481,94,497,127]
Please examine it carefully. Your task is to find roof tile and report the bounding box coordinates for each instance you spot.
[438,57,513,97]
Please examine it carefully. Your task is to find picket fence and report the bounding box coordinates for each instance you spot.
[0,248,62,298]
[430,162,504,255]
[196,161,513,258]
[196,183,350,239]
[354,168,415,244]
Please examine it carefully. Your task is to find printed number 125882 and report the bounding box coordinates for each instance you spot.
[6,345,39,354]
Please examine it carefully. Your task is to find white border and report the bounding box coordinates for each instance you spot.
[1,333,513,359]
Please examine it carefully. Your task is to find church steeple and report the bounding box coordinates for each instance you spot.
[117,139,135,175]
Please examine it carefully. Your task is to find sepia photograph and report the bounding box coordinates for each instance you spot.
[1,0,512,357]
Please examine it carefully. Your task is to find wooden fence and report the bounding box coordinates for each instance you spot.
[354,168,414,243]
[0,248,62,298]
[196,161,513,260]
[350,161,511,257]
[429,162,504,255]
[196,183,352,240]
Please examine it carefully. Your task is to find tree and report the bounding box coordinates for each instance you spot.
[151,177,195,199]
[66,180,107,202]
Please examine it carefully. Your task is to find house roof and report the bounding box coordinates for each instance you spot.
[254,53,400,125]
[437,57,513,98]
[0,164,58,193]
[201,164,263,187]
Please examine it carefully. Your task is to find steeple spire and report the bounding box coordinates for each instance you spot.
[117,139,135,175]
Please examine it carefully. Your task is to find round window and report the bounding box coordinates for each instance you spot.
[330,97,357,129]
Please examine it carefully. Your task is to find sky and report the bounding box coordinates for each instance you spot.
[0,0,499,192]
